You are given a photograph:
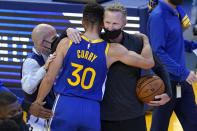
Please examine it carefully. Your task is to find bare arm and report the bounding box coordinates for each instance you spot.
[35,38,70,104]
[107,42,154,69]
[135,33,154,65]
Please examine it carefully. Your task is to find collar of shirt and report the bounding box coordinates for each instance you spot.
[159,0,178,16]
[32,47,48,62]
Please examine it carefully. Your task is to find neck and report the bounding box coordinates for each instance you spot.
[109,32,123,43]
[83,28,101,41]
[165,0,176,9]
[34,47,41,55]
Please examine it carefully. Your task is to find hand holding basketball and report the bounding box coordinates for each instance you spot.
[148,93,170,106]
[136,74,165,103]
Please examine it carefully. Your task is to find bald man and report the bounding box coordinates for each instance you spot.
[21,23,56,131]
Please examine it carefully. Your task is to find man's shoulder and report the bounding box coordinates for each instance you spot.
[123,32,142,43]
[150,6,164,19]
[122,32,143,52]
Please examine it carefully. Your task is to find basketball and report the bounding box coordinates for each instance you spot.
[136,74,165,103]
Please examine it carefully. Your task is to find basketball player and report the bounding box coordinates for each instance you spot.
[35,3,154,131]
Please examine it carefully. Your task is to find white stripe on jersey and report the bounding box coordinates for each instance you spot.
[45,94,60,131]
[101,76,107,100]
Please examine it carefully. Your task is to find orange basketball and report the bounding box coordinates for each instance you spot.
[136,74,165,103]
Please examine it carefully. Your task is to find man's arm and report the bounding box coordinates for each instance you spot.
[135,33,154,64]
[107,33,154,69]
[21,59,47,94]
[152,52,172,97]
[35,38,70,104]
[148,14,190,80]
[148,52,171,106]
[184,40,197,52]
[21,54,56,95]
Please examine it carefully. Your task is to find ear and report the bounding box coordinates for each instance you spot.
[82,19,85,26]
[82,19,88,31]
[122,18,127,30]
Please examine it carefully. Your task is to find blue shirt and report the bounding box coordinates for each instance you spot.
[55,35,109,101]
[147,0,197,82]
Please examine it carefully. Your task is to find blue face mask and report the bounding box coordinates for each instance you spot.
[104,28,122,40]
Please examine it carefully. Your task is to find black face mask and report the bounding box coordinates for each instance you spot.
[104,28,122,40]
[51,29,67,54]
[9,112,23,127]
[50,35,59,54]
[169,0,184,5]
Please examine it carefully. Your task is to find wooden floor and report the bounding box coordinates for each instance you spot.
[145,83,197,131]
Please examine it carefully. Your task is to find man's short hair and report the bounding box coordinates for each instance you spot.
[105,2,127,17]
[83,3,104,26]
[0,91,17,107]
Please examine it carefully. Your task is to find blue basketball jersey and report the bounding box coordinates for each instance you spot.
[54,35,109,101]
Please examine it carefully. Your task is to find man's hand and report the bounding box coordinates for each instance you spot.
[28,101,53,119]
[147,93,170,106]
[186,71,197,85]
[43,52,56,70]
[66,28,81,43]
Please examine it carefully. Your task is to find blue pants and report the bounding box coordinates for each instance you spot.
[49,95,100,131]
[151,81,197,131]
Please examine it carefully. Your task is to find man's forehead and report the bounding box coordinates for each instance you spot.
[0,101,20,119]
[104,11,124,18]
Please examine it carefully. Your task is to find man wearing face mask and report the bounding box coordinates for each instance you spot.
[0,91,30,131]
[147,0,197,131]
[66,2,172,131]
[21,23,56,131]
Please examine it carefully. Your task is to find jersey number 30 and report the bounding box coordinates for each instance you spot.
[67,62,96,89]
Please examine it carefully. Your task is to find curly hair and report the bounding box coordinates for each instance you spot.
[82,3,104,26]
